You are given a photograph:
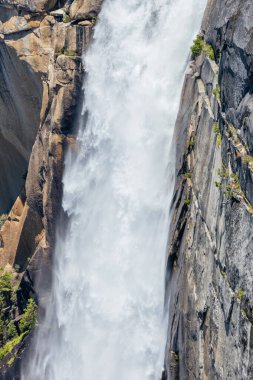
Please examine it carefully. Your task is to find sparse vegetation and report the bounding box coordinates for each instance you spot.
[0,333,26,361]
[0,271,37,366]
[212,84,221,101]
[19,299,38,333]
[191,35,215,60]
[203,43,215,60]
[213,122,219,134]
[56,48,77,58]
[213,122,222,147]
[184,172,192,179]
[64,50,77,57]
[242,309,247,318]
[248,204,253,215]
[184,198,191,206]
[63,14,72,23]
[0,214,7,229]
[191,35,204,57]
[221,270,227,280]
[189,138,195,148]
[242,155,253,164]
[217,165,229,179]
[0,272,12,294]
[234,288,246,302]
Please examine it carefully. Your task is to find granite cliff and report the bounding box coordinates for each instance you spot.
[0,0,253,379]
[167,0,253,379]
[0,0,102,376]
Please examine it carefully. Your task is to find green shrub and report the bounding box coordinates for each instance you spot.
[184,198,191,206]
[184,172,192,179]
[0,214,7,229]
[235,288,246,302]
[0,274,37,364]
[56,49,77,58]
[19,299,38,333]
[0,273,12,293]
[7,321,17,340]
[217,166,229,179]
[63,14,72,23]
[231,173,239,185]
[191,35,215,60]
[213,122,222,147]
[213,84,221,101]
[7,356,15,367]
[203,43,215,60]
[217,133,222,148]
[64,50,77,57]
[0,333,25,360]
[191,35,204,57]
[213,122,219,134]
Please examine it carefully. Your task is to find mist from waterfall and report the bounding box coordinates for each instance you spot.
[23,0,206,379]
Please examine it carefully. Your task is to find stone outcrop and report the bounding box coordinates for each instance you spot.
[0,0,58,13]
[69,0,102,20]
[167,0,253,379]
[0,0,103,377]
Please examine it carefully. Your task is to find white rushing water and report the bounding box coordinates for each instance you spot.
[23,0,206,379]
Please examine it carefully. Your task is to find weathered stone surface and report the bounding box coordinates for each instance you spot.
[0,1,101,377]
[0,0,58,12]
[0,40,43,213]
[167,1,253,379]
[69,0,103,20]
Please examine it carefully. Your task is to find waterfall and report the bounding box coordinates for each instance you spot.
[23,0,206,379]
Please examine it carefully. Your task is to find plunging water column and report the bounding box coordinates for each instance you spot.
[24,0,206,379]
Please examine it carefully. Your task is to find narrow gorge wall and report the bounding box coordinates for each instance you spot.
[0,0,102,377]
[167,0,253,379]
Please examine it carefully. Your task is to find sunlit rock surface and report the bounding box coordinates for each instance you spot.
[0,1,103,377]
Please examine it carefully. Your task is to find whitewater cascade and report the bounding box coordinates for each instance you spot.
[23,0,206,379]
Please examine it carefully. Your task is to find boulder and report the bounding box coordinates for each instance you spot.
[69,0,103,20]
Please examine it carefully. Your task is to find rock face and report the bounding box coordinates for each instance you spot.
[167,0,253,379]
[1,0,253,378]
[0,0,103,377]
[69,0,102,19]
[0,0,58,12]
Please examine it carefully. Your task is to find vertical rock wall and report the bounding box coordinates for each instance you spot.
[0,1,103,377]
[167,1,253,379]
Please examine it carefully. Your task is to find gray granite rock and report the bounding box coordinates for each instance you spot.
[167,1,253,379]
